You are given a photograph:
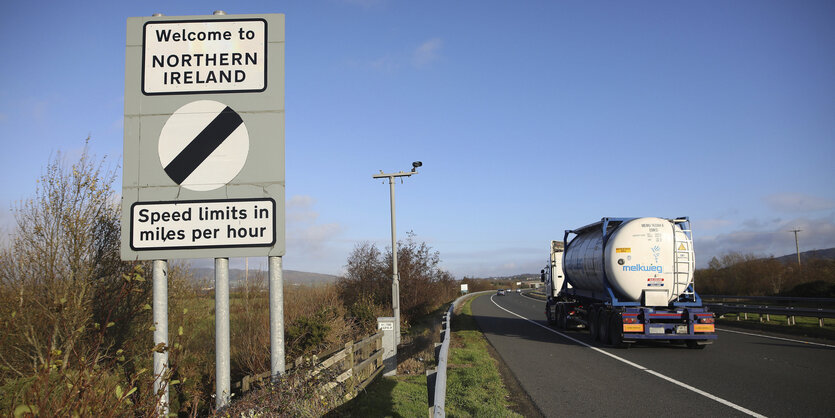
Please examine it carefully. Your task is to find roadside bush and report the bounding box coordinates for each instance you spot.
[696,252,835,296]
[347,293,388,336]
[0,144,166,414]
[215,358,346,417]
[231,270,270,377]
[337,233,457,329]
[781,280,835,298]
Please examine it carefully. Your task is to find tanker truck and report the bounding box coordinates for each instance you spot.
[542,217,716,349]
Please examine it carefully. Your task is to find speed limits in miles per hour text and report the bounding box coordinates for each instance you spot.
[130,198,275,250]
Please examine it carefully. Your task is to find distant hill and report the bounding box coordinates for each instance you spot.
[772,247,835,264]
[189,267,338,286]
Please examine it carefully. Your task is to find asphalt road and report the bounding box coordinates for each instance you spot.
[470,291,835,417]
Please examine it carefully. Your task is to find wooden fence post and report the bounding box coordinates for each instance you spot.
[346,341,354,378]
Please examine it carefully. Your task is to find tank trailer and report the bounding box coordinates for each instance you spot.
[542,217,716,348]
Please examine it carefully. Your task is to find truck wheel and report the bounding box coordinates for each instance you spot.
[686,340,708,350]
[545,302,553,325]
[608,313,628,348]
[598,310,610,344]
[589,308,599,340]
[557,305,568,329]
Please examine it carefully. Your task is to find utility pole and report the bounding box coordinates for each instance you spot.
[790,229,802,269]
[373,161,422,345]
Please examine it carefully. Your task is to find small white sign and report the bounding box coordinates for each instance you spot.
[143,19,267,94]
[378,322,394,331]
[131,199,275,250]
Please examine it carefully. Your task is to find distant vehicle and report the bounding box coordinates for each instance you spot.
[516,289,522,293]
[543,217,716,349]
[497,289,506,296]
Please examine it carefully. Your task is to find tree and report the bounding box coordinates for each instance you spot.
[337,233,456,328]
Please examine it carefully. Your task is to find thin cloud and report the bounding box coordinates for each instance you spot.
[442,245,543,278]
[369,55,400,72]
[285,195,345,269]
[339,0,387,8]
[692,218,733,231]
[27,99,50,120]
[412,38,442,68]
[695,215,835,266]
[763,192,835,213]
[348,37,443,73]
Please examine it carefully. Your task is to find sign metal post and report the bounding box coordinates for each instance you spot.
[269,256,285,377]
[215,257,231,406]
[152,260,169,414]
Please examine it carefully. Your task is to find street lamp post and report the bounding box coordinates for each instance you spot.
[373,161,421,345]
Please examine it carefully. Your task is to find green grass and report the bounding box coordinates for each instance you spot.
[325,375,427,417]
[328,295,522,417]
[445,296,523,418]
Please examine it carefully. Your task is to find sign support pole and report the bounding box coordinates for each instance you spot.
[152,260,169,415]
[388,177,401,345]
[269,256,285,379]
[215,258,231,409]
[373,165,420,346]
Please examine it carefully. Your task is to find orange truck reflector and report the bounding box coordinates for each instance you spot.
[623,324,644,333]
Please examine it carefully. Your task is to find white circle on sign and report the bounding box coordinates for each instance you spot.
[158,100,249,191]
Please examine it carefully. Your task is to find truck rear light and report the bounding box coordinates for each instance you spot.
[698,317,715,324]
[623,317,637,324]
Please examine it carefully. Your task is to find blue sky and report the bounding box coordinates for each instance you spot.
[1,1,833,277]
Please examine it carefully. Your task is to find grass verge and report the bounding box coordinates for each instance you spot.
[445,296,524,417]
[328,295,522,417]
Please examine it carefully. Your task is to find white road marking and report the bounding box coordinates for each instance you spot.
[717,327,835,349]
[488,296,767,418]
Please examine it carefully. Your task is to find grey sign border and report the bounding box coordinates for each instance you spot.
[122,13,285,261]
[142,18,268,96]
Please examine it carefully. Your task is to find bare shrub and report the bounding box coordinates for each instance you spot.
[166,262,215,415]
[696,252,835,296]
[337,233,457,331]
[230,269,270,377]
[284,285,354,360]
[216,358,346,417]
[0,143,167,414]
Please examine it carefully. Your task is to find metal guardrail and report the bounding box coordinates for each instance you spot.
[706,303,835,326]
[702,295,835,305]
[427,291,488,417]
[426,304,453,417]
[702,295,835,327]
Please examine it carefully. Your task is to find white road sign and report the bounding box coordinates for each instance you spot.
[143,19,267,95]
[131,199,275,250]
[378,322,394,331]
[158,100,249,191]
[122,13,284,261]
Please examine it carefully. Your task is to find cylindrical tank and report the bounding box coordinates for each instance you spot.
[563,217,693,304]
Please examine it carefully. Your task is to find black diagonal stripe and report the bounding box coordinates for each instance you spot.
[164,106,243,185]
